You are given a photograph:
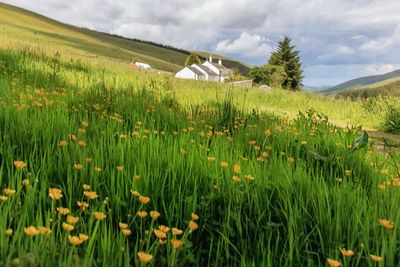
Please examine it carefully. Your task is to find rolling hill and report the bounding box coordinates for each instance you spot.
[323,69,400,95]
[0,2,250,74]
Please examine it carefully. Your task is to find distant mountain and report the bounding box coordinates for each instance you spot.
[0,2,249,74]
[323,69,400,94]
[303,85,331,92]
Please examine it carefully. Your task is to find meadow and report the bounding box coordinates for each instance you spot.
[1,48,400,267]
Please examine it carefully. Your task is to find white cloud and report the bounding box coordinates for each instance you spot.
[215,32,273,58]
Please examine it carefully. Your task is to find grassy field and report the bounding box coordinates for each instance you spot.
[1,47,400,266]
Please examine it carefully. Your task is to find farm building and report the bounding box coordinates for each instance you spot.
[175,55,231,82]
[134,62,151,69]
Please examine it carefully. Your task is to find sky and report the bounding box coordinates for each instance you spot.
[3,0,400,86]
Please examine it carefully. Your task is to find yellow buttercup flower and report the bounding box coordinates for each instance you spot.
[137,211,148,218]
[370,254,383,262]
[121,229,132,236]
[150,210,160,220]
[327,258,341,267]
[78,140,87,147]
[139,196,150,204]
[233,164,241,173]
[207,157,216,162]
[137,252,153,264]
[77,201,89,210]
[49,188,63,200]
[191,213,199,220]
[172,228,183,235]
[159,239,167,245]
[14,161,27,169]
[79,233,89,241]
[131,190,141,197]
[220,161,229,168]
[116,166,124,171]
[68,235,84,246]
[378,219,394,229]
[5,228,13,236]
[170,239,183,249]
[74,164,84,170]
[0,195,9,202]
[62,223,74,232]
[82,184,91,191]
[58,140,68,147]
[93,212,107,220]
[154,229,167,239]
[3,188,16,196]
[22,179,30,186]
[245,174,255,181]
[119,222,129,229]
[83,191,98,200]
[188,220,199,231]
[38,226,52,234]
[66,216,79,224]
[232,175,241,183]
[24,226,40,236]
[94,167,102,173]
[340,248,355,257]
[158,225,170,233]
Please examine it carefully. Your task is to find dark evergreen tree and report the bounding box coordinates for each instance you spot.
[268,36,303,91]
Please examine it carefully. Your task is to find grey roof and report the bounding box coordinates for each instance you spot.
[187,66,205,76]
[195,64,216,75]
[210,63,231,76]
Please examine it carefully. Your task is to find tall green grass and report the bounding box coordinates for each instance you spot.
[0,49,400,266]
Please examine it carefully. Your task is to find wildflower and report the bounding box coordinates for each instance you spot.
[81,121,89,127]
[301,140,308,145]
[78,140,87,147]
[130,190,141,197]
[370,254,383,262]
[134,175,140,180]
[58,140,68,147]
[139,196,150,204]
[119,223,129,229]
[188,221,199,231]
[191,213,199,220]
[3,188,16,196]
[378,219,394,229]
[378,184,387,190]
[74,164,83,170]
[82,184,91,191]
[158,225,170,233]
[207,157,216,162]
[84,191,98,200]
[150,210,160,220]
[213,184,219,189]
[85,157,92,162]
[154,229,167,239]
[62,223,74,232]
[38,226,52,234]
[116,166,124,171]
[137,252,153,264]
[0,196,9,202]
[287,157,295,163]
[172,228,183,235]
[232,175,241,183]
[159,239,167,244]
[57,207,70,215]
[380,169,389,175]
[327,258,341,267]
[245,174,255,181]
[14,161,27,169]
[264,129,272,137]
[69,134,77,142]
[233,164,241,173]
[79,233,89,241]
[49,188,63,200]
[137,211,148,218]
[24,226,40,236]
[121,229,132,236]
[93,212,107,220]
[22,179,30,186]
[220,161,229,168]
[344,170,352,176]
[68,235,84,246]
[249,140,256,145]
[340,248,355,257]
[5,228,13,236]
[94,167,102,173]
[171,239,183,249]
[254,146,261,151]
[66,216,79,224]
[77,201,89,210]
[261,152,269,158]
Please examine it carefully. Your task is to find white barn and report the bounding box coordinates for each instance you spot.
[134,62,151,69]
[175,55,231,82]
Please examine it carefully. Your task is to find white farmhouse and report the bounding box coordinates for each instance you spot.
[134,62,151,69]
[175,55,231,82]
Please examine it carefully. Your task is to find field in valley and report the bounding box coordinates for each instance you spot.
[0,48,400,267]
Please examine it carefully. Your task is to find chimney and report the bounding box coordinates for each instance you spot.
[209,54,212,62]
[218,58,222,65]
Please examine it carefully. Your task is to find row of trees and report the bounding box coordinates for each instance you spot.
[249,36,303,91]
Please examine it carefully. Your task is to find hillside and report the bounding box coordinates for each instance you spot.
[0,2,249,74]
[337,78,400,99]
[323,69,400,94]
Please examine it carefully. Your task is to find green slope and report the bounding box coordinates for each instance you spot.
[0,2,249,74]
[323,69,400,94]
[336,78,400,98]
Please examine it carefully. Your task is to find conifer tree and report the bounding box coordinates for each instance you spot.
[268,36,303,91]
